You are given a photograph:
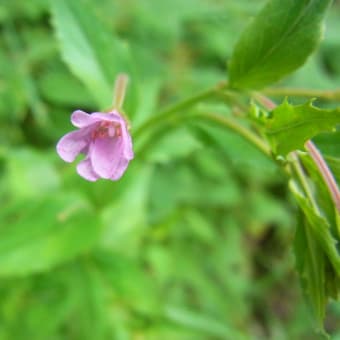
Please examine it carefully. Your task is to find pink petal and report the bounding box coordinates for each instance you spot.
[90,137,130,180]
[71,110,98,128]
[121,124,134,160]
[76,157,100,181]
[56,128,91,162]
[71,110,122,128]
[91,111,122,123]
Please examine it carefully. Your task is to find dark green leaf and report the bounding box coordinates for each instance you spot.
[229,0,332,89]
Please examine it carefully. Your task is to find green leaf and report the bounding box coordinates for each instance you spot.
[264,100,340,156]
[229,0,332,89]
[50,0,134,109]
[293,210,327,331]
[290,181,340,276]
[0,193,100,276]
[100,163,152,253]
[164,306,246,340]
[290,180,340,332]
[94,250,159,315]
[5,148,60,199]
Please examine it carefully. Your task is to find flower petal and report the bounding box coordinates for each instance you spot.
[91,111,122,123]
[71,110,99,128]
[56,128,91,162]
[71,110,123,128]
[121,123,134,160]
[90,137,130,180]
[76,157,100,181]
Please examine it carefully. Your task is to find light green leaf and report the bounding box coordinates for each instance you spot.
[100,163,152,253]
[0,193,100,276]
[146,128,202,164]
[50,0,134,109]
[164,306,246,340]
[229,0,332,89]
[94,250,159,315]
[6,148,60,199]
[264,100,340,156]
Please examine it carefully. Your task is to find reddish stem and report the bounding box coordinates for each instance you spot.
[305,140,340,213]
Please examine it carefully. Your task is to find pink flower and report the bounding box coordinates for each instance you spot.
[56,110,134,181]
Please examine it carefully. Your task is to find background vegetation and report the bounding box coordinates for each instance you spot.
[1,0,340,339]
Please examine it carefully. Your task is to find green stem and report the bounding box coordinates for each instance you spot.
[133,82,228,138]
[290,151,320,213]
[194,111,271,158]
[263,87,340,101]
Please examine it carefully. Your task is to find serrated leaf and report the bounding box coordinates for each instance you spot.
[229,0,332,89]
[293,210,327,331]
[0,193,100,276]
[50,0,134,109]
[264,100,340,156]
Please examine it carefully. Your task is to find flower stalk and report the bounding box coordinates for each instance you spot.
[112,73,129,110]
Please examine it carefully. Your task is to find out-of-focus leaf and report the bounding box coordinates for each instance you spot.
[94,250,159,315]
[147,128,202,164]
[38,68,95,107]
[51,0,134,109]
[66,262,108,340]
[229,0,332,89]
[315,131,340,159]
[164,306,246,339]
[5,148,60,198]
[264,100,340,156]
[0,193,100,276]
[100,163,152,252]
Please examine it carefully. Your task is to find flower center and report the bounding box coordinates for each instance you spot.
[91,121,122,139]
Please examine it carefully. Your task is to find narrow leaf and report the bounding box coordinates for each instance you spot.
[229,0,332,89]
[264,100,340,156]
[293,211,327,331]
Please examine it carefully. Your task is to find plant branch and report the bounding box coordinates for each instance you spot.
[263,87,340,101]
[133,82,228,138]
[194,111,271,158]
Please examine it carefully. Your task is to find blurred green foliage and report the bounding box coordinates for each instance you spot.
[0,0,340,339]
